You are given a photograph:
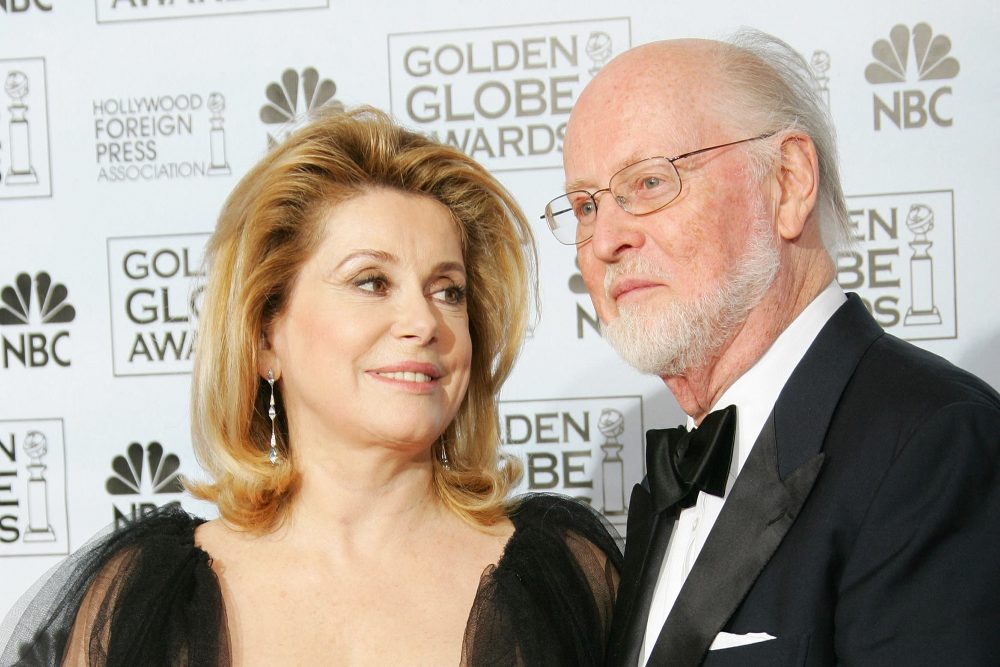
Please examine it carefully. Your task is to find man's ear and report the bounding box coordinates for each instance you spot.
[774,133,819,242]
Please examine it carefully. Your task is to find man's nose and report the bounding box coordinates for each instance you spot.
[588,192,645,262]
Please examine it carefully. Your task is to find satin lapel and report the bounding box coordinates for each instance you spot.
[772,293,882,478]
[646,417,824,665]
[645,294,883,665]
[606,483,675,667]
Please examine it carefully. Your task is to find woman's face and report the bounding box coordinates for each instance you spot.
[265,189,472,456]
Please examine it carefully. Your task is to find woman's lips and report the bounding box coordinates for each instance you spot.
[374,370,434,383]
[367,362,442,391]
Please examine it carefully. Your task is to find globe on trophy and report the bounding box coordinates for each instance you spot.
[903,203,942,326]
[23,430,56,542]
[3,71,28,106]
[810,51,831,109]
[4,70,38,186]
[586,32,613,76]
[598,408,627,515]
[207,92,231,176]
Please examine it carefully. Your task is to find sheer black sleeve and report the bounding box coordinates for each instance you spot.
[0,507,229,667]
[462,493,624,666]
[4,497,622,667]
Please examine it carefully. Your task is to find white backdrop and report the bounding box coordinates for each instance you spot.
[2,0,998,616]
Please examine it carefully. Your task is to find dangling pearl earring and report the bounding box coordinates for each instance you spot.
[267,369,278,465]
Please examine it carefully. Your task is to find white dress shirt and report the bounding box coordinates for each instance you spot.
[639,282,846,665]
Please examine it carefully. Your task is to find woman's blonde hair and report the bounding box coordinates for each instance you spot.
[188,106,535,533]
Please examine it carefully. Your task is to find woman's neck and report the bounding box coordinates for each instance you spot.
[275,443,448,556]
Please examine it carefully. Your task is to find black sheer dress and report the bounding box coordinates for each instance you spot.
[1,494,622,666]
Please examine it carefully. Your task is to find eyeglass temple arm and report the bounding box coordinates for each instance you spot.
[669,131,776,162]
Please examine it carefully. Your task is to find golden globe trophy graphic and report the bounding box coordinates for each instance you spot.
[598,408,627,515]
[904,204,942,326]
[585,32,613,76]
[207,92,231,176]
[22,430,56,543]
[5,70,38,186]
[810,51,831,110]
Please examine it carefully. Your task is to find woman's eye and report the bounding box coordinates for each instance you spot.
[355,274,389,294]
[642,176,663,189]
[432,284,467,305]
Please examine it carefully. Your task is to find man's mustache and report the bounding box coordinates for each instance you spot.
[602,256,671,299]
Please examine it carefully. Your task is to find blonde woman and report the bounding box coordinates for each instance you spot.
[2,107,620,666]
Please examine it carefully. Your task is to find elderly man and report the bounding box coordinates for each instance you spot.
[547,31,1000,666]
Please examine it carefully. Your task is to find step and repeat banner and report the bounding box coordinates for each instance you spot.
[2,0,998,614]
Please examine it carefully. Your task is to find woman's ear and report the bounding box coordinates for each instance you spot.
[257,330,279,380]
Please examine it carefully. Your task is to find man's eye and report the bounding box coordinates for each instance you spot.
[629,172,674,200]
[634,173,673,192]
[575,199,596,219]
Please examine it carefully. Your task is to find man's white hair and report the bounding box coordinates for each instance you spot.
[716,28,850,253]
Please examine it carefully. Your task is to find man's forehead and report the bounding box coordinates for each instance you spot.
[564,148,651,191]
[563,116,701,191]
[563,63,716,189]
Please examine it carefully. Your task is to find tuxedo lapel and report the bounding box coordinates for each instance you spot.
[606,483,676,667]
[643,295,883,665]
[609,295,883,666]
[772,294,881,477]
[645,417,824,665]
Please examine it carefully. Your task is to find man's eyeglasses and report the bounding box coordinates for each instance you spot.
[541,133,775,245]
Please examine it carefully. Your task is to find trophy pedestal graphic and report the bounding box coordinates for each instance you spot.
[598,408,626,516]
[904,204,942,327]
[207,124,231,176]
[207,94,231,176]
[6,107,38,185]
[23,463,55,542]
[904,246,942,325]
[601,442,625,515]
[22,430,56,543]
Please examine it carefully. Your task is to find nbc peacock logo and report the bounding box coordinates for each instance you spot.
[259,67,344,148]
[866,23,960,130]
[107,441,184,529]
[0,271,75,369]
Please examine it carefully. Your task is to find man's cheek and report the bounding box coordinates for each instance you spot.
[576,251,600,288]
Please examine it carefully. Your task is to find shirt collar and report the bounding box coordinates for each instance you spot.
[689,281,846,481]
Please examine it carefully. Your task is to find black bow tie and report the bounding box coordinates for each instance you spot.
[645,404,738,513]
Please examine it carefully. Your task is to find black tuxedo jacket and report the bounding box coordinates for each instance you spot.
[607,294,1000,666]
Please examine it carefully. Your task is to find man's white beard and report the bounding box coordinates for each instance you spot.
[600,215,780,377]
